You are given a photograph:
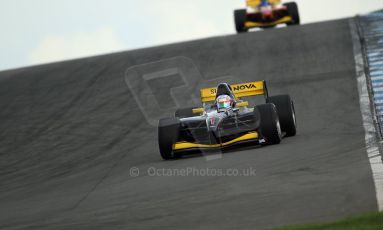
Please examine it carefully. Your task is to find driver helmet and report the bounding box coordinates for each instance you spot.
[260,0,269,7]
[216,95,233,111]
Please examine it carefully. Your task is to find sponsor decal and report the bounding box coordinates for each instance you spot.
[232,84,257,91]
[209,84,257,95]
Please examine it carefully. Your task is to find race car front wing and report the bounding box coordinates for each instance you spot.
[173,132,259,151]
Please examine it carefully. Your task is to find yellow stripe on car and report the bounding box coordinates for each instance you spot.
[173,132,259,150]
[245,16,292,28]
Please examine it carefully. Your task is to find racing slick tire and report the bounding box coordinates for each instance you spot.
[158,117,181,160]
[256,103,282,145]
[175,107,196,118]
[267,95,297,137]
[234,9,248,33]
[284,2,300,26]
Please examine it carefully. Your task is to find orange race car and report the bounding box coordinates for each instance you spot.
[234,0,300,33]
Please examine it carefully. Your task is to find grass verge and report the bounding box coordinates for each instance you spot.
[274,212,383,230]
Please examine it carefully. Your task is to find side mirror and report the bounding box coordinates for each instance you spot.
[192,108,205,114]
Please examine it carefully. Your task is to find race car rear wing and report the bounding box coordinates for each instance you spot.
[200,81,269,103]
[246,0,280,8]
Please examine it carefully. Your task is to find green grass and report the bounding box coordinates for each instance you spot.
[273,212,383,230]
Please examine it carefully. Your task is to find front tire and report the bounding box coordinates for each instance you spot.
[256,103,282,145]
[267,95,297,137]
[158,118,181,160]
[234,9,248,33]
[284,2,300,26]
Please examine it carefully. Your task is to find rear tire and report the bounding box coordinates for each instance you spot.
[267,95,297,137]
[256,103,282,145]
[234,9,248,33]
[175,107,196,118]
[284,2,300,26]
[158,118,181,160]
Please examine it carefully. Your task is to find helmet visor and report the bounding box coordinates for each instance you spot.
[218,101,231,109]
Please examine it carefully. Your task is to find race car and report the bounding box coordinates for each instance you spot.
[234,0,300,33]
[158,81,297,160]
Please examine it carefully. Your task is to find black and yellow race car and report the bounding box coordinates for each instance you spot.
[158,81,297,160]
[234,0,300,33]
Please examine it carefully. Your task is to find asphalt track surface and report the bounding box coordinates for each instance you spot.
[0,19,379,229]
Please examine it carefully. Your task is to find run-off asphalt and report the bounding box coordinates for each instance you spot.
[0,19,378,229]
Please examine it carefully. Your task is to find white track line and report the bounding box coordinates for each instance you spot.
[350,19,383,211]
